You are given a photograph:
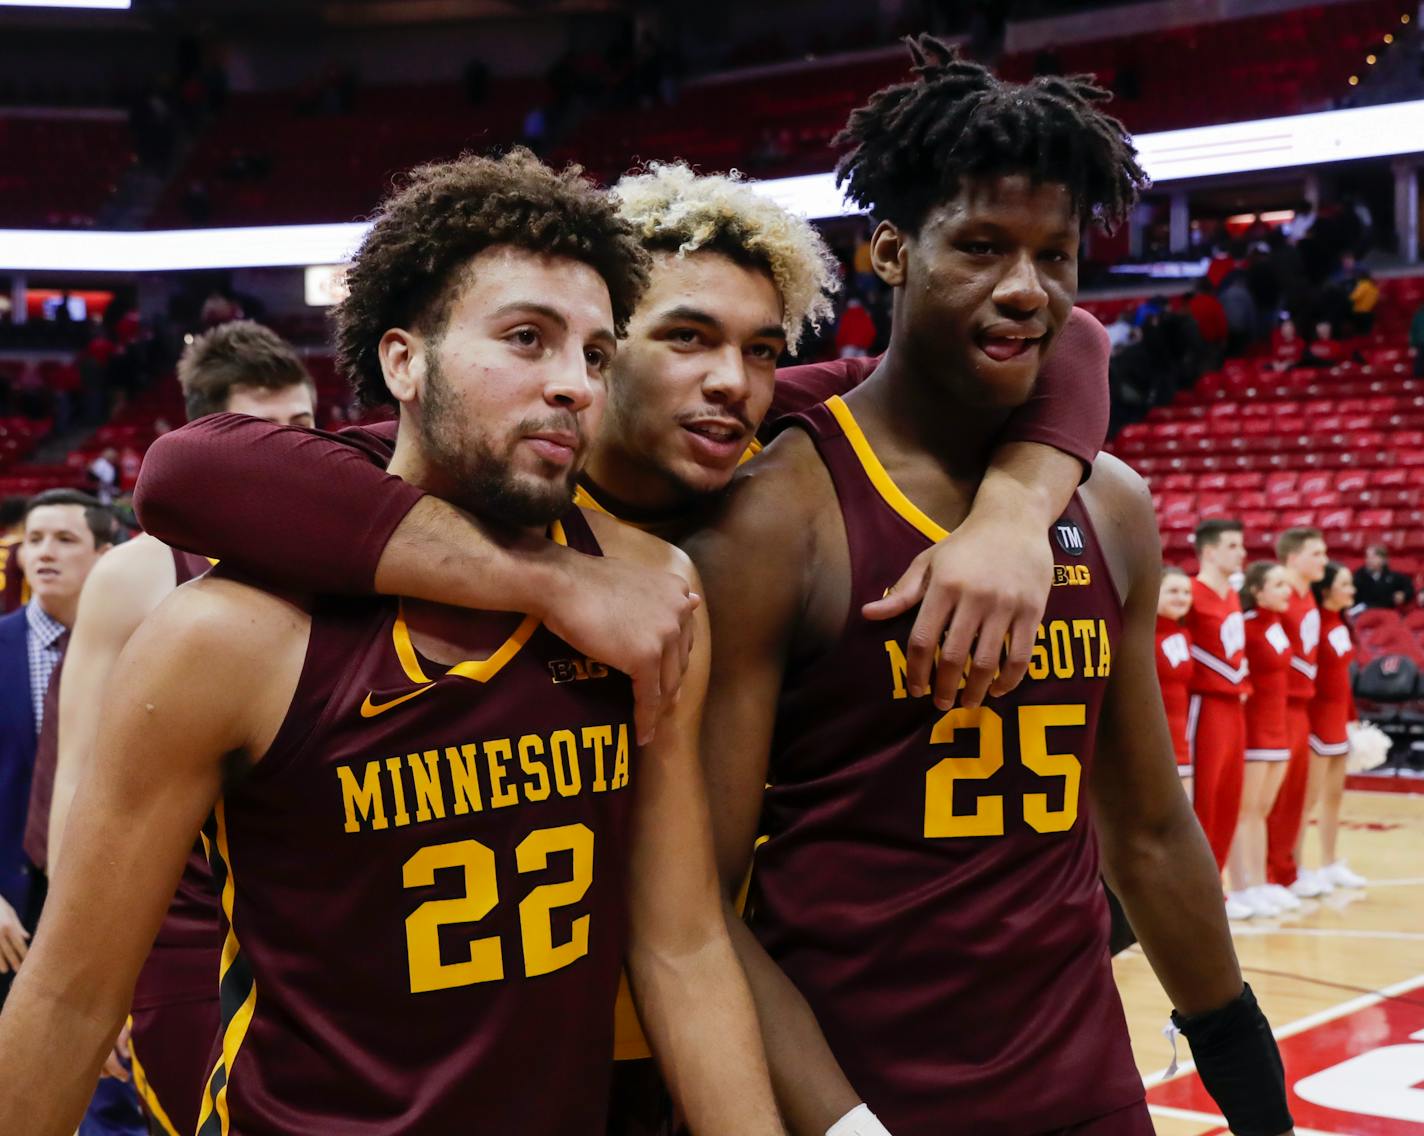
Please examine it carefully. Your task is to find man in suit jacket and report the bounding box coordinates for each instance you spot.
[0,489,113,1003]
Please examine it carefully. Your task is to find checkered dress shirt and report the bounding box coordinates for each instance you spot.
[25,600,68,735]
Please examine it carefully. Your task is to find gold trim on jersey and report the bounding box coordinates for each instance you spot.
[824,396,950,543]
[195,801,257,1136]
[573,484,611,515]
[390,520,569,686]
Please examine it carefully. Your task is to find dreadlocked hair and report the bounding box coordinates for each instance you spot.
[834,35,1149,234]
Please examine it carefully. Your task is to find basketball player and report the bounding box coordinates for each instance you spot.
[134,205,1116,736]
[1303,561,1364,888]
[1184,519,1248,881]
[39,321,317,1136]
[0,151,784,1136]
[1155,566,1193,795]
[1229,561,1294,919]
[1266,525,1329,898]
[684,41,1293,1136]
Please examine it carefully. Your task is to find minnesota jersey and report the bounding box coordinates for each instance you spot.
[751,397,1141,1136]
[1185,579,1247,696]
[1155,616,1192,767]
[193,510,638,1136]
[1282,588,1321,703]
[1243,610,1291,760]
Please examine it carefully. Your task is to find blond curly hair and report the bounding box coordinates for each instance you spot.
[612,163,839,353]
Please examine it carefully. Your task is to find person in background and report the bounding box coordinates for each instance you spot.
[1353,545,1414,609]
[1185,520,1249,894]
[0,496,27,615]
[1218,273,1258,357]
[1349,270,1379,335]
[1156,567,1195,799]
[1268,526,1329,901]
[1302,562,1365,890]
[1186,278,1228,371]
[86,448,119,506]
[1106,308,1137,354]
[0,492,138,1135]
[834,296,877,358]
[1270,316,1305,371]
[1228,561,1295,920]
[1410,299,1424,378]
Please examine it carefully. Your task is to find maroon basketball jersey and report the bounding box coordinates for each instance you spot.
[194,509,637,1136]
[751,397,1143,1136]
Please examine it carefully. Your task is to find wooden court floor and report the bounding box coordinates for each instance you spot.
[1113,788,1424,1135]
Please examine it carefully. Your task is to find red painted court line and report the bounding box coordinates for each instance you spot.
[1346,773,1424,794]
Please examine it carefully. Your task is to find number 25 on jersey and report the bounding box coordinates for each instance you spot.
[924,705,1085,838]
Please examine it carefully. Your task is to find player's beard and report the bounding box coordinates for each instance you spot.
[420,353,581,528]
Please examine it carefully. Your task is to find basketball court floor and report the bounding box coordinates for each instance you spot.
[1114,786,1424,1134]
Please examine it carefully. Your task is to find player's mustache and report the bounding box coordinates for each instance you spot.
[517,413,585,448]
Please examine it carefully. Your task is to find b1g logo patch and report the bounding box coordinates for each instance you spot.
[1054,521,1087,557]
[1053,564,1092,587]
[548,656,610,684]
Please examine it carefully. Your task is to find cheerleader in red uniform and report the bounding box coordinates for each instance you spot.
[1227,562,1295,918]
[1303,562,1366,889]
[1156,566,1194,797]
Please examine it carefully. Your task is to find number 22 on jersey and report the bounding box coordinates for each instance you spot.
[403,822,594,993]
[924,705,1085,838]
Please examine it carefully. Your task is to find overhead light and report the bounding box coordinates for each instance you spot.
[1349,75,1360,85]
[1385,33,1395,43]
[0,1,132,8]
[1367,54,1377,64]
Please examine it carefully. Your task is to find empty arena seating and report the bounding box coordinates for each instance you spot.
[0,113,134,228]
[134,0,1406,229]
[1106,274,1424,588]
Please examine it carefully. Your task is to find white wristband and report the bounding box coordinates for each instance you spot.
[826,1103,893,1136]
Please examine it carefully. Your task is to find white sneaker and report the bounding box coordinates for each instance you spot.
[1288,872,1327,899]
[1321,860,1367,889]
[1268,882,1304,909]
[1225,893,1255,920]
[1245,886,1283,917]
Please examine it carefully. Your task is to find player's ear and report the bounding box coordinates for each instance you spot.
[379,328,423,406]
[870,220,908,288]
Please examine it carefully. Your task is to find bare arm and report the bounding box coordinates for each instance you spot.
[591,517,781,1136]
[1087,456,1244,1014]
[683,447,865,1136]
[864,309,1108,710]
[47,535,175,870]
[0,578,305,1136]
[134,415,696,744]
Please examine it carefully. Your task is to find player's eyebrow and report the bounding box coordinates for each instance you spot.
[490,301,615,349]
[658,305,786,342]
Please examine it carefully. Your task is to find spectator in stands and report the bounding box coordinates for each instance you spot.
[1186,277,1228,370]
[834,296,877,358]
[1206,244,1237,289]
[1354,545,1414,609]
[0,497,26,615]
[200,289,242,329]
[1269,316,1305,371]
[86,448,118,506]
[1408,296,1424,377]
[1106,309,1137,354]
[1302,562,1365,891]
[1218,272,1258,356]
[1228,560,1295,919]
[1349,269,1380,335]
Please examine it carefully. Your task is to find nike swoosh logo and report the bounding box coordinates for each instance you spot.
[360,684,436,718]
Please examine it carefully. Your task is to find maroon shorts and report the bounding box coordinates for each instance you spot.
[129,944,221,1136]
[1048,1099,1154,1135]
